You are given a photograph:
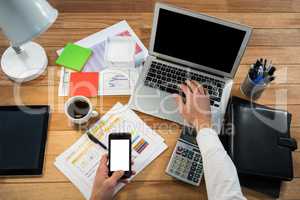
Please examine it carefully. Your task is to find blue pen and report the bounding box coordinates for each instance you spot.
[253,66,264,84]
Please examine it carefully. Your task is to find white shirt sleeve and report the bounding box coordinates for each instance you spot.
[196,128,246,200]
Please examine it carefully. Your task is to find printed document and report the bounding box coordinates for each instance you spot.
[55,103,167,199]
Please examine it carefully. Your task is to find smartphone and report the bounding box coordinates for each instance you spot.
[108,133,132,179]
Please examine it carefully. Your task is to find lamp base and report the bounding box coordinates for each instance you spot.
[1,42,48,83]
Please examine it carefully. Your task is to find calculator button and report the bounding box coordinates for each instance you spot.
[176,146,183,154]
[174,160,180,165]
[193,177,199,183]
[178,167,184,172]
[183,168,189,174]
[192,162,197,167]
[180,163,186,168]
[175,171,181,175]
[180,174,186,178]
[188,172,194,180]
[182,152,187,157]
[194,173,200,178]
[196,169,201,174]
[194,157,199,162]
[188,154,193,159]
[191,166,196,171]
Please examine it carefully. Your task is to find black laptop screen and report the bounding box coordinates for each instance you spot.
[153,8,247,73]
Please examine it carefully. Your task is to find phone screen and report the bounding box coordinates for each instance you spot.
[110,139,130,171]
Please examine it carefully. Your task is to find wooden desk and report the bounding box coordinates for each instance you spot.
[0,0,299,199]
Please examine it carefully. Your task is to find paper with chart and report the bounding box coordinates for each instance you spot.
[54,103,167,199]
[58,20,148,96]
[60,67,140,96]
[99,68,139,95]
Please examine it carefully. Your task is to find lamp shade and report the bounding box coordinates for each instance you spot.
[0,0,58,47]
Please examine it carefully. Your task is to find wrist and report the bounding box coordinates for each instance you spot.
[90,191,102,200]
[192,118,211,132]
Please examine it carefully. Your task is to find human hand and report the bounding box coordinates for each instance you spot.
[90,154,128,200]
[174,80,211,131]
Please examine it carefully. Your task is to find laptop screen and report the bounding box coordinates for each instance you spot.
[153,8,247,74]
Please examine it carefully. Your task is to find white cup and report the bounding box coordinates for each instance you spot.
[64,96,98,126]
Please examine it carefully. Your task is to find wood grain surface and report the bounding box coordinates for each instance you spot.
[0,0,299,199]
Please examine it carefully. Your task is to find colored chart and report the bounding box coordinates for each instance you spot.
[131,130,149,154]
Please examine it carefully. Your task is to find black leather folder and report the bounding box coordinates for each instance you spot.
[220,97,297,197]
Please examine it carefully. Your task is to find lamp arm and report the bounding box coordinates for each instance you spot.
[12,46,22,54]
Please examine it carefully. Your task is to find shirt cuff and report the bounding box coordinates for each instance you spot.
[196,128,224,157]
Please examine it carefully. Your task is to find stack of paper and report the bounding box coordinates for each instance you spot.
[54,103,167,199]
[57,20,148,96]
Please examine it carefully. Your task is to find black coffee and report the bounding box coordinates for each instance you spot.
[67,100,90,119]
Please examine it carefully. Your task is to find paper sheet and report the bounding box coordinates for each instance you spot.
[55,103,167,199]
[58,67,140,96]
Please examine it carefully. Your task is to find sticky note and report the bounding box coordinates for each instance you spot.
[56,43,92,71]
[69,72,99,97]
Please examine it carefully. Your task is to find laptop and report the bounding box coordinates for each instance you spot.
[129,3,252,133]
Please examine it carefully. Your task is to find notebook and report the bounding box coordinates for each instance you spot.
[0,106,50,176]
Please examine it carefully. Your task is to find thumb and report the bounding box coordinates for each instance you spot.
[105,171,124,189]
[110,170,124,183]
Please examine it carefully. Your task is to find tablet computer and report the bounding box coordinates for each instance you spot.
[0,105,50,176]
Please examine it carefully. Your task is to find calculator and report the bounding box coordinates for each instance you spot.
[165,126,203,186]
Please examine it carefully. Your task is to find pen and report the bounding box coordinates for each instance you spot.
[263,59,267,70]
[253,66,264,84]
[265,76,275,84]
[87,131,108,150]
[267,66,276,76]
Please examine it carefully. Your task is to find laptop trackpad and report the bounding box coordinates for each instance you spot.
[130,86,183,124]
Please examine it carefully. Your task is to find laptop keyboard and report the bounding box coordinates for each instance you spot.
[144,61,225,107]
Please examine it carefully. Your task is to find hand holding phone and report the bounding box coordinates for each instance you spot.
[108,133,132,179]
[90,155,126,200]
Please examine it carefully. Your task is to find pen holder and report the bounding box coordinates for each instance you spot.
[240,74,267,100]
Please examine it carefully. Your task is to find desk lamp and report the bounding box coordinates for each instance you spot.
[0,0,58,82]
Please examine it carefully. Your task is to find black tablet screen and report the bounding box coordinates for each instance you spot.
[0,106,49,175]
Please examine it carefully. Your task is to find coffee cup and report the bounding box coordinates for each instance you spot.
[64,96,98,126]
